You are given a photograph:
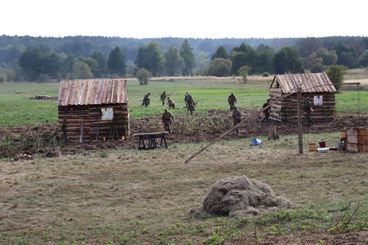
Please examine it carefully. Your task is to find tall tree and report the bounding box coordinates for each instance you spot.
[211,46,228,60]
[358,50,368,67]
[316,48,337,65]
[180,40,195,75]
[90,51,106,77]
[231,43,257,74]
[164,47,184,76]
[72,60,93,79]
[254,44,274,73]
[107,47,126,76]
[145,42,163,76]
[135,43,163,76]
[273,47,303,74]
[326,65,346,92]
[19,45,64,81]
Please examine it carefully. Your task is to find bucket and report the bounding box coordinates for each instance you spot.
[319,141,326,147]
[308,143,318,152]
[250,138,262,146]
[317,147,329,153]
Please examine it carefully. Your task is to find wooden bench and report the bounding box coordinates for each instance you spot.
[133,131,169,150]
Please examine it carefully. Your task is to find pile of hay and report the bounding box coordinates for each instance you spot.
[192,176,292,217]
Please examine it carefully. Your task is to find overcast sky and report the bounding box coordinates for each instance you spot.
[1,0,367,38]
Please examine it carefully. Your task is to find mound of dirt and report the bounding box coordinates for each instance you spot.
[192,176,292,217]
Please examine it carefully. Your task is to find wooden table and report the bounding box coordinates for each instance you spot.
[133,131,169,150]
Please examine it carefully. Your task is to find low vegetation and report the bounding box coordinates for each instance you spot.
[1,133,368,244]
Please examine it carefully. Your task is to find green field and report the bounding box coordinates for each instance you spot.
[0,77,367,127]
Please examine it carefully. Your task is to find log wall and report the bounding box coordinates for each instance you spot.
[58,104,129,144]
[269,91,336,123]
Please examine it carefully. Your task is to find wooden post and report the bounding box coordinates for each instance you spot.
[358,83,360,120]
[297,87,303,154]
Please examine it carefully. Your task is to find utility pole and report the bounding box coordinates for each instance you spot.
[297,87,303,154]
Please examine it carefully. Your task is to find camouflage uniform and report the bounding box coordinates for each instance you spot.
[303,98,314,125]
[142,93,151,107]
[167,96,176,109]
[184,92,195,115]
[228,93,237,111]
[162,110,174,133]
[160,91,166,106]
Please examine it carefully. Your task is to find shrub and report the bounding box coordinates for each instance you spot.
[207,58,232,77]
[326,65,346,92]
[238,65,250,83]
[0,71,7,83]
[136,68,152,85]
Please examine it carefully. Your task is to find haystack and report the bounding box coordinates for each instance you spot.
[192,176,292,217]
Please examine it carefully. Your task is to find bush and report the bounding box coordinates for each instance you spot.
[136,68,152,85]
[238,65,250,83]
[262,72,270,77]
[0,71,7,83]
[326,65,346,92]
[207,58,232,77]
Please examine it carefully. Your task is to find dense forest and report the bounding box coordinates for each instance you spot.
[0,35,367,82]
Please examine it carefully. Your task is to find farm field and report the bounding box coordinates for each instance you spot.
[1,133,368,244]
[1,73,368,244]
[0,75,368,127]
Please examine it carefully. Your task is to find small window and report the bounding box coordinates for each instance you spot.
[101,107,114,120]
[313,95,323,106]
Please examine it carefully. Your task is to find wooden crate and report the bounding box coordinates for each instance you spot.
[359,144,368,152]
[347,143,359,153]
[308,143,318,152]
[340,130,347,139]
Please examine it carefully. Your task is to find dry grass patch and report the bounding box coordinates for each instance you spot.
[1,133,368,244]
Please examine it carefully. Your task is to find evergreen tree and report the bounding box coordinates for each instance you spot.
[164,47,184,76]
[273,47,303,74]
[107,47,126,76]
[90,51,106,77]
[211,46,228,60]
[180,40,195,75]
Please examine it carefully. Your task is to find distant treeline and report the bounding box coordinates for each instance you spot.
[0,35,367,82]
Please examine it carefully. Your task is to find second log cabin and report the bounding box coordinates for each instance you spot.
[269,73,336,122]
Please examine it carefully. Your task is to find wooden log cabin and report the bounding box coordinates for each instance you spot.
[57,79,129,143]
[269,73,336,122]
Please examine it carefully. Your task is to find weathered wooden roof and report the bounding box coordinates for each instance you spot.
[272,73,336,94]
[58,79,127,106]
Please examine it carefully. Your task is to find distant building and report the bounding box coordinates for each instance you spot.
[57,79,129,143]
[269,72,336,122]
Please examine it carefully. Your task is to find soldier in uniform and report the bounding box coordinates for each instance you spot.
[184,92,195,115]
[227,92,237,111]
[142,92,151,107]
[303,97,314,125]
[160,91,167,106]
[162,109,174,133]
[262,98,271,122]
[232,106,242,135]
[167,96,176,109]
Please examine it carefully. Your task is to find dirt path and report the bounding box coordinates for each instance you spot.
[1,110,367,158]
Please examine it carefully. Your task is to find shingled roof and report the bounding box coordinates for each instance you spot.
[58,79,127,106]
[271,72,336,94]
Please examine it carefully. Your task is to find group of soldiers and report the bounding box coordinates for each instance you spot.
[141,90,315,134]
[141,91,197,133]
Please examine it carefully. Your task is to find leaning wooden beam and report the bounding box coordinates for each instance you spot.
[184,109,264,163]
[184,87,310,164]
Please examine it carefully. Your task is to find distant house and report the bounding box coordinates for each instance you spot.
[57,79,129,143]
[269,73,336,122]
